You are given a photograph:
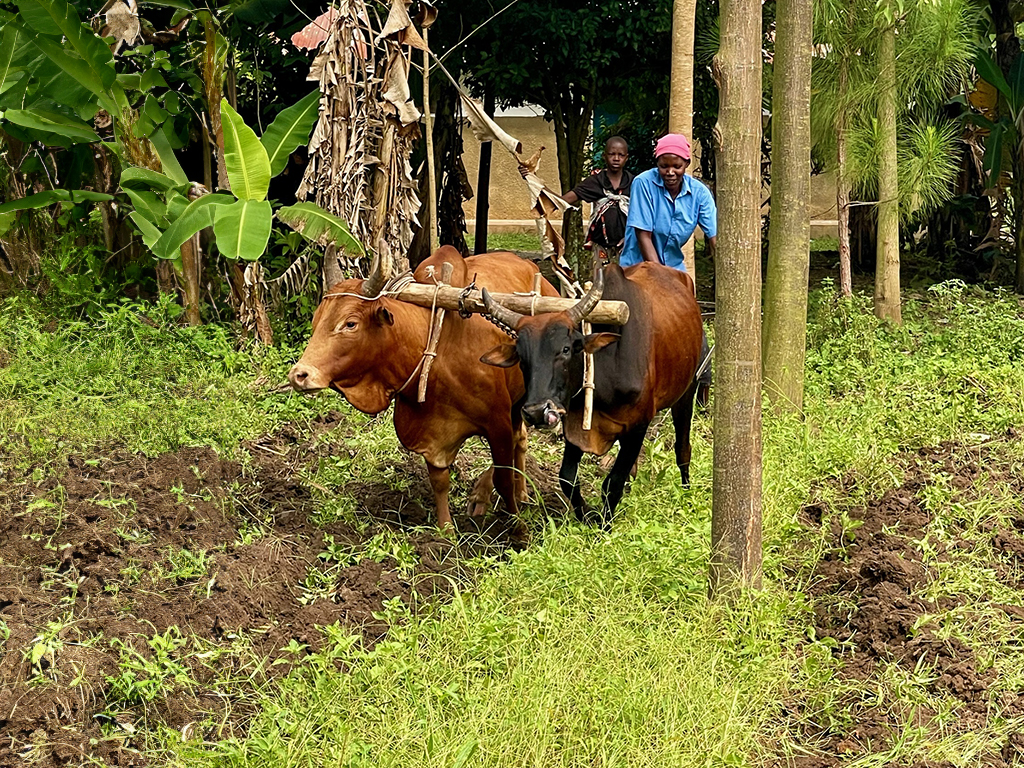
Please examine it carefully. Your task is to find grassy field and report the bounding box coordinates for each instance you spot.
[2,281,1024,767]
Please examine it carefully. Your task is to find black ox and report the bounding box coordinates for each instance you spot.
[480,262,705,523]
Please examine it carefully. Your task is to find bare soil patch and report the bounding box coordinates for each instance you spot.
[788,434,1024,767]
[0,411,553,767]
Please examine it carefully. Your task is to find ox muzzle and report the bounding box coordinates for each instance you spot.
[288,362,329,392]
[522,399,565,429]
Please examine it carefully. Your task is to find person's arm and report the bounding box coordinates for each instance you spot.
[706,235,716,262]
[696,184,718,244]
[637,229,660,263]
[562,189,580,205]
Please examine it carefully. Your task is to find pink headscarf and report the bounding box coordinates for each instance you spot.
[654,133,691,161]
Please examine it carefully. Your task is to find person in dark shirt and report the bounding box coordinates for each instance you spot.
[563,136,633,261]
[520,136,633,261]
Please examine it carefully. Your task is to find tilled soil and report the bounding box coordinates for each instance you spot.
[0,411,552,768]
[789,434,1024,767]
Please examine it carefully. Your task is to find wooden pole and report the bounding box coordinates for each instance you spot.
[582,319,595,429]
[424,28,439,253]
[474,90,495,254]
[330,282,631,325]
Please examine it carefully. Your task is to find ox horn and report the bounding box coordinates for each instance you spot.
[565,266,605,327]
[362,239,392,298]
[482,287,526,333]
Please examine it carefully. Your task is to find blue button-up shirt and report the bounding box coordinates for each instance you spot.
[619,168,717,272]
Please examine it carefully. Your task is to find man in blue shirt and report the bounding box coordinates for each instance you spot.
[619,133,714,407]
[619,133,717,271]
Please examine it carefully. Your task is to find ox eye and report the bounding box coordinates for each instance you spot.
[562,345,571,355]
[334,320,358,333]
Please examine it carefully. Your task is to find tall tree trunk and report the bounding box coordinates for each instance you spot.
[202,13,228,191]
[409,78,470,266]
[710,0,764,597]
[874,25,901,323]
[762,0,812,413]
[836,55,853,297]
[553,94,596,279]
[670,0,698,281]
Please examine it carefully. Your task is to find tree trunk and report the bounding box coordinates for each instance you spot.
[710,0,764,598]
[836,55,853,297]
[553,93,596,279]
[874,25,901,323]
[201,13,228,191]
[762,0,811,413]
[409,78,470,266]
[670,0,699,281]
[180,233,202,325]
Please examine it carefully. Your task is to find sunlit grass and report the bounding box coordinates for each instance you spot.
[486,232,542,252]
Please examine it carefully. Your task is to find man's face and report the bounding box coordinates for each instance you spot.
[604,141,628,172]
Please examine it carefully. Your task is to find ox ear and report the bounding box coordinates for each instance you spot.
[480,343,520,368]
[583,333,620,354]
[373,305,395,326]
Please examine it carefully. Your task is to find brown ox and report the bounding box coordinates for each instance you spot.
[480,262,704,524]
[288,246,559,530]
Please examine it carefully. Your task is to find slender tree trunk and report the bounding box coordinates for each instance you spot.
[762,0,811,413]
[181,233,202,325]
[836,56,853,297]
[710,0,763,598]
[553,93,596,278]
[874,25,901,322]
[670,0,699,281]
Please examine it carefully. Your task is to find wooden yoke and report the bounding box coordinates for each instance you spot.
[391,282,630,325]
[408,262,626,417]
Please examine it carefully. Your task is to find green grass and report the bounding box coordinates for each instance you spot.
[0,293,336,466]
[810,236,840,252]
[179,284,1022,767]
[486,232,542,252]
[4,280,1024,767]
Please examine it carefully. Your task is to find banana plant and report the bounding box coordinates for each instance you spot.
[970,50,1024,184]
[127,96,363,264]
[0,0,190,233]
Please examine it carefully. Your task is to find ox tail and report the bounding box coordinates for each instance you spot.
[695,331,712,409]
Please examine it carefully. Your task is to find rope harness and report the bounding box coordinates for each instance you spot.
[321,271,438,402]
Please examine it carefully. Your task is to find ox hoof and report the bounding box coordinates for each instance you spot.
[466,500,489,518]
[502,518,530,545]
[679,464,691,487]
